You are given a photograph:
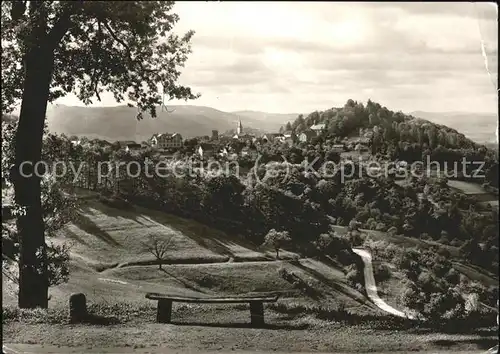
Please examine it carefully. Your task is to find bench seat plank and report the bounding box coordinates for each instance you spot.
[146,293,278,303]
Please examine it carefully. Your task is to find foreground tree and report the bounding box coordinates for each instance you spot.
[2,1,199,308]
[262,229,291,259]
[2,120,75,296]
[142,234,174,270]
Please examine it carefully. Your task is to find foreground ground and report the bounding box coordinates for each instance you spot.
[4,345,496,354]
[3,310,498,353]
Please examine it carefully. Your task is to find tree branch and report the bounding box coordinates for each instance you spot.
[102,21,132,61]
[90,20,104,101]
[46,2,83,49]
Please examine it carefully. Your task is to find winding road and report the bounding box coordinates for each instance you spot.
[353,248,414,319]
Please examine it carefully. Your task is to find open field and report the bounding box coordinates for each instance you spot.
[447,180,498,202]
[448,180,490,195]
[54,197,299,270]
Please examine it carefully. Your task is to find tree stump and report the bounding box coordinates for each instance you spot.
[69,293,87,323]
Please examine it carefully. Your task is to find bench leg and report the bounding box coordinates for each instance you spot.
[250,301,264,327]
[157,300,172,323]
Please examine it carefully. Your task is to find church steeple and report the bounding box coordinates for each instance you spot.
[237,118,243,135]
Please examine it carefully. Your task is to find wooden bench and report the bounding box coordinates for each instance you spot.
[145,293,280,327]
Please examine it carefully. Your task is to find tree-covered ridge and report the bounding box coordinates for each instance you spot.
[285,99,481,150]
[280,99,498,191]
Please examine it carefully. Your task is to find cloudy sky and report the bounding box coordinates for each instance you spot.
[57,2,498,114]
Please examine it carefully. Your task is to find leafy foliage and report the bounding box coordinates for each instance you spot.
[262,229,291,259]
[1,1,199,116]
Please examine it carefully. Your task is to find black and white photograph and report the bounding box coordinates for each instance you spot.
[1,1,499,353]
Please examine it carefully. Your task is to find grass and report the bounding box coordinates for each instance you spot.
[110,262,294,294]
[3,310,498,353]
[447,180,491,195]
[57,199,299,267]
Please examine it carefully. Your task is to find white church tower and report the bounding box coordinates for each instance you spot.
[237,119,243,135]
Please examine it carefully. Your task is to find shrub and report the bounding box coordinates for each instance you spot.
[347,230,364,246]
[431,259,451,278]
[346,268,361,286]
[373,263,392,282]
[444,268,460,285]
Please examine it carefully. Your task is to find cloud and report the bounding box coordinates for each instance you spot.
[361,2,498,21]
[55,2,498,115]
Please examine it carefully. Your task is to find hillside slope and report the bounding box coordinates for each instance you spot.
[2,192,374,315]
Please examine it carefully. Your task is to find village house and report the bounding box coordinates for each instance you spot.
[151,133,183,149]
[310,123,326,134]
[233,133,255,142]
[299,130,317,143]
[331,144,345,153]
[124,143,142,153]
[354,143,369,152]
[197,143,216,160]
[219,147,229,157]
[281,131,296,145]
[356,136,371,146]
[241,145,258,159]
[359,127,374,140]
[115,141,142,153]
[262,133,285,143]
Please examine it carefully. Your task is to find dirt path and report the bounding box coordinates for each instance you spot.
[352,248,413,319]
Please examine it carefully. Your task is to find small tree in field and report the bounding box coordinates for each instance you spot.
[141,234,174,270]
[262,229,291,259]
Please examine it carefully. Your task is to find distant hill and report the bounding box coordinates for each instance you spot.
[41,104,294,142]
[232,110,300,124]
[409,111,498,144]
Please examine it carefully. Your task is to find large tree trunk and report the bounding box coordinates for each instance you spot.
[14,39,55,308]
